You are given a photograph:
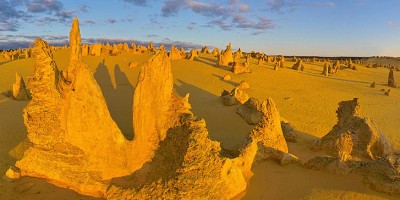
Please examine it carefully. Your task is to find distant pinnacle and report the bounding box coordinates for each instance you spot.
[70,17,82,62]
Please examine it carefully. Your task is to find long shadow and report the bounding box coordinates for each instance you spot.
[211,74,237,87]
[298,70,370,84]
[174,79,253,153]
[196,56,232,72]
[0,60,12,65]
[109,125,190,189]
[93,60,134,140]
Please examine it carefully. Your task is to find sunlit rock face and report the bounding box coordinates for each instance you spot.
[12,17,248,199]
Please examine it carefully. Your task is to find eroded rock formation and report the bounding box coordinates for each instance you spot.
[217,43,234,67]
[10,17,250,199]
[220,87,249,106]
[388,69,397,88]
[235,98,291,172]
[292,59,304,71]
[314,98,391,160]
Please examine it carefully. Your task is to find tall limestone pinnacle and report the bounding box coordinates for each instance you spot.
[69,17,82,63]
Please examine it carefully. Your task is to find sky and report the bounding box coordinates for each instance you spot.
[0,0,400,56]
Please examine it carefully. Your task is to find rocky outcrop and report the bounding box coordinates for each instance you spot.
[363,152,400,195]
[217,43,233,67]
[292,59,304,71]
[201,46,210,54]
[106,96,247,199]
[11,17,249,199]
[388,69,397,88]
[237,80,250,90]
[315,98,391,161]
[220,88,249,106]
[90,44,102,56]
[169,45,185,60]
[232,61,251,74]
[187,49,199,61]
[236,98,264,125]
[212,48,219,56]
[12,73,30,100]
[235,98,290,172]
[322,62,329,76]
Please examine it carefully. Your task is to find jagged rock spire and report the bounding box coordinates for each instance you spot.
[69,17,82,63]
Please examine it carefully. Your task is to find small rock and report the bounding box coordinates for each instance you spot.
[385,89,390,96]
[129,62,138,68]
[223,75,231,81]
[5,166,21,180]
[370,81,375,88]
[280,153,300,166]
[237,80,250,90]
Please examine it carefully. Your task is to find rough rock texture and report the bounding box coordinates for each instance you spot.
[232,61,251,74]
[201,46,210,54]
[169,45,185,60]
[220,88,249,106]
[237,98,264,125]
[237,80,250,90]
[292,59,304,71]
[316,98,392,160]
[187,49,199,61]
[212,48,219,56]
[388,69,397,88]
[363,152,400,195]
[223,74,231,81]
[235,98,289,171]
[12,73,30,100]
[90,44,102,56]
[106,96,247,200]
[217,43,233,66]
[133,48,173,152]
[281,120,297,143]
[322,62,329,76]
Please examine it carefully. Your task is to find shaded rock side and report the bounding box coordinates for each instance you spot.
[12,73,30,100]
[363,152,400,195]
[106,95,247,200]
[388,69,397,88]
[235,98,289,172]
[316,98,392,161]
[220,87,249,106]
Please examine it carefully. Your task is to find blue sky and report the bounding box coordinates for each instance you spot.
[1,0,400,56]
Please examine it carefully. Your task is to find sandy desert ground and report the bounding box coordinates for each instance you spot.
[1,47,400,199]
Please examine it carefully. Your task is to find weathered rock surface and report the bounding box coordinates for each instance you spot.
[237,98,264,125]
[315,98,391,161]
[388,69,397,88]
[187,49,199,61]
[363,152,400,195]
[106,96,247,200]
[232,62,251,74]
[237,80,250,90]
[292,59,304,71]
[12,17,249,199]
[12,73,30,100]
[217,43,233,67]
[235,98,289,172]
[220,88,249,106]
[169,45,185,60]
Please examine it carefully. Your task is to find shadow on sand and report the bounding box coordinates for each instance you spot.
[94,59,135,140]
